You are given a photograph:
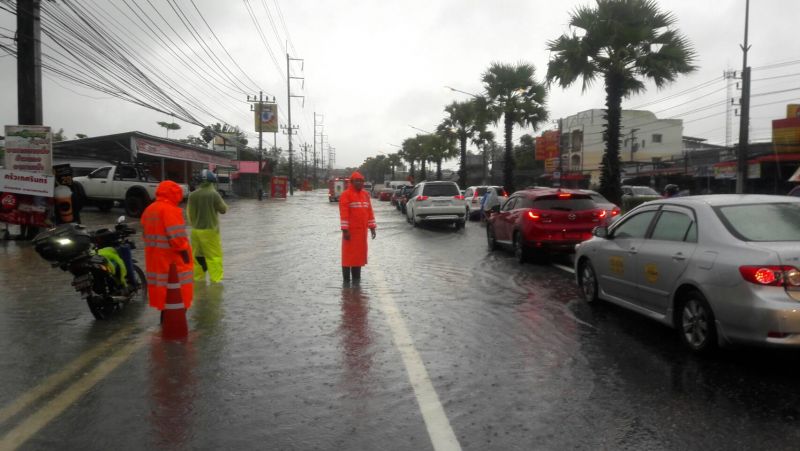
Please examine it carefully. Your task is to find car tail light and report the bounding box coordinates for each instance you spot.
[454,195,465,200]
[501,190,508,196]
[527,210,541,220]
[595,209,607,219]
[558,193,571,198]
[611,207,620,216]
[416,195,428,201]
[739,266,800,287]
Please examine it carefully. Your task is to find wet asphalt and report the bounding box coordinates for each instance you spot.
[2,189,800,450]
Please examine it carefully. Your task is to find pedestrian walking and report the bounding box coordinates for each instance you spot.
[339,171,376,284]
[141,180,194,314]
[187,169,228,283]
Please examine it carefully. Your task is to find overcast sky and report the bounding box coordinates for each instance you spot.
[1,0,799,169]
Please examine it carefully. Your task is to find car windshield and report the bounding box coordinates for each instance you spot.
[423,184,459,197]
[632,187,659,196]
[527,195,595,211]
[715,203,800,241]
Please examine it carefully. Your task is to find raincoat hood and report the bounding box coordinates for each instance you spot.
[350,171,365,181]
[155,180,184,205]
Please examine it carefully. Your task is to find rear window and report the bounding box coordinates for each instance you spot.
[632,187,659,196]
[527,195,596,211]
[589,193,609,204]
[423,184,459,197]
[715,203,800,241]
[476,187,487,196]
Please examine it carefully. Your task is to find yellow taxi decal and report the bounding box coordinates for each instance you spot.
[610,256,624,275]
[644,263,659,283]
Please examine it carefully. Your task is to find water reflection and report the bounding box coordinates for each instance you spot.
[339,286,373,397]
[191,283,224,336]
[148,334,197,450]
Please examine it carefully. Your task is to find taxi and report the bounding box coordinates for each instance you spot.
[574,195,800,353]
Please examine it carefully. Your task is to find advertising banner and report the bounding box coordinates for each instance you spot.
[0,169,55,197]
[536,130,560,161]
[4,125,52,173]
[773,117,800,154]
[255,103,278,133]
[0,192,52,227]
[270,175,288,199]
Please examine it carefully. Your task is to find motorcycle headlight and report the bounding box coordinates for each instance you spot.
[56,238,73,246]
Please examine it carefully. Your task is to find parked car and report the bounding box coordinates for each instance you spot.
[463,185,507,220]
[486,188,607,262]
[578,189,621,221]
[390,187,403,207]
[405,181,466,229]
[622,185,661,199]
[575,195,800,354]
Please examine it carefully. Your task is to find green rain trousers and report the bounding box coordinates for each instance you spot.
[191,228,224,282]
[97,247,127,287]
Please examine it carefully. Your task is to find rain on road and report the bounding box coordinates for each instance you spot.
[2,190,800,450]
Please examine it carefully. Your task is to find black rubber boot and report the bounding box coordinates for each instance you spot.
[351,266,361,283]
[342,266,351,283]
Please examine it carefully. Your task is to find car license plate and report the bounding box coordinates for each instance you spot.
[433,200,449,205]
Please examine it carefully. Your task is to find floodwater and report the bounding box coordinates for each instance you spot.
[2,189,800,450]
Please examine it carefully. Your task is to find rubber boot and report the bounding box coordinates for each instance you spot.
[351,266,361,283]
[342,266,351,283]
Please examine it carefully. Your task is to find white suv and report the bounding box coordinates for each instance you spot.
[405,181,466,229]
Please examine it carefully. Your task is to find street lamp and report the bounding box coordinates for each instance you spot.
[409,124,433,134]
[445,85,481,98]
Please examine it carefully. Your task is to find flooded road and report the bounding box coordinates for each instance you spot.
[2,189,800,450]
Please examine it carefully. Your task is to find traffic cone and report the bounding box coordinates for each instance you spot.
[162,263,188,340]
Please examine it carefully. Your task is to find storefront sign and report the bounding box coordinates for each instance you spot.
[133,137,233,166]
[0,169,55,197]
[4,125,52,173]
[254,103,278,133]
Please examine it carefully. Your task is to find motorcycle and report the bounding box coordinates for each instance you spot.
[33,216,147,320]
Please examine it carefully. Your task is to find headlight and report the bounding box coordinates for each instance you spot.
[56,238,73,246]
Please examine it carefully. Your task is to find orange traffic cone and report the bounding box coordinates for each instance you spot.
[162,263,188,340]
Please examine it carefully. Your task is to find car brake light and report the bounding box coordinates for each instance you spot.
[416,195,428,201]
[454,195,465,200]
[739,266,800,287]
[527,210,541,220]
[596,209,607,219]
[558,193,571,198]
[611,207,620,216]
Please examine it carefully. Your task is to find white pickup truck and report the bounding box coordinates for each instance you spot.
[73,164,188,217]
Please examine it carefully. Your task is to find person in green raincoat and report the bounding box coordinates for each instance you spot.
[187,170,228,283]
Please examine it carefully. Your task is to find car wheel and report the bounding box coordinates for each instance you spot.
[578,259,599,303]
[677,290,718,354]
[412,213,419,228]
[124,194,148,218]
[487,225,498,251]
[513,231,528,264]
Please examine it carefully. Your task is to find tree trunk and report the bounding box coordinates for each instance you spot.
[481,145,488,183]
[436,159,443,181]
[601,73,624,206]
[459,136,467,188]
[503,113,515,194]
[409,161,415,181]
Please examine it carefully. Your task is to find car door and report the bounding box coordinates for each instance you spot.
[85,166,112,198]
[407,185,420,218]
[493,196,517,243]
[595,208,659,303]
[634,206,698,315]
[112,165,138,199]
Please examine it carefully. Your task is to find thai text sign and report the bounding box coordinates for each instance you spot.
[4,125,52,173]
[536,130,560,161]
[0,169,55,197]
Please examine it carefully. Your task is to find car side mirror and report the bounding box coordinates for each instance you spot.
[593,226,608,238]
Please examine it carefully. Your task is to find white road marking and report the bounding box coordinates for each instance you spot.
[0,328,152,451]
[374,270,462,451]
[0,323,137,426]
[552,263,575,274]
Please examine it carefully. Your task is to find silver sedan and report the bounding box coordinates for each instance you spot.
[574,195,800,353]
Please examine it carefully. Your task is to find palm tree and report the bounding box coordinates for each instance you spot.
[546,0,696,205]
[482,63,548,194]
[401,136,424,182]
[200,123,248,148]
[440,99,481,188]
[387,153,403,180]
[473,129,495,184]
[157,121,181,138]
[419,133,458,181]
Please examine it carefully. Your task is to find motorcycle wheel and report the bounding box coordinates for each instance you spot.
[130,265,148,303]
[87,296,118,320]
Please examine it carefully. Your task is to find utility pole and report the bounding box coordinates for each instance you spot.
[627,128,640,161]
[320,134,328,177]
[313,113,324,189]
[557,118,564,187]
[736,0,751,194]
[300,143,310,181]
[286,52,304,195]
[17,0,43,125]
[248,91,276,195]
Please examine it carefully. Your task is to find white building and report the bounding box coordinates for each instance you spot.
[561,109,683,185]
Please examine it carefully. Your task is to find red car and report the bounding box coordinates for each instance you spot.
[378,188,394,201]
[486,188,607,262]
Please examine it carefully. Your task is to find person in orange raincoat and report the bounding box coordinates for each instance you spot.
[339,171,376,283]
[141,180,193,312]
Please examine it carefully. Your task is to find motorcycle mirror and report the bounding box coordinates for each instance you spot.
[117,216,126,224]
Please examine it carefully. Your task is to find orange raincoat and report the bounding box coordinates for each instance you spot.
[339,173,376,267]
[141,181,193,310]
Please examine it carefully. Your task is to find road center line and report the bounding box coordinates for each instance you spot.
[0,330,152,451]
[0,323,137,426]
[552,263,575,274]
[374,270,462,451]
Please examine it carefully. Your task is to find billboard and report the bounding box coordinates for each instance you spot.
[535,130,560,161]
[773,104,800,154]
[254,103,278,133]
[4,125,52,173]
